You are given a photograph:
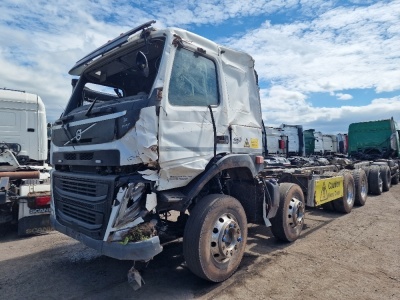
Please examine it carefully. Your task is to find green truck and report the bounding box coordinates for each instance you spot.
[348,118,400,159]
[347,118,400,194]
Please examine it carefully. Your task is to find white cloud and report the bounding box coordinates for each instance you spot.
[134,0,301,26]
[261,85,400,133]
[0,0,398,135]
[336,93,353,100]
[223,1,400,95]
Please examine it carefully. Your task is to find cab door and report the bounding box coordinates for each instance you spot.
[158,46,229,190]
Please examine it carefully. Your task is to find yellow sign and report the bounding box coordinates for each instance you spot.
[250,138,259,149]
[314,176,343,205]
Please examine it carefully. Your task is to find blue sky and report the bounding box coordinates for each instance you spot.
[0,0,399,133]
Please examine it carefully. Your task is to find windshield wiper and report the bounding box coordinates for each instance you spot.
[85,98,98,116]
[54,114,74,125]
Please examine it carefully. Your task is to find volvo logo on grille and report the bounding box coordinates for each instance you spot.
[64,123,97,145]
[75,129,82,141]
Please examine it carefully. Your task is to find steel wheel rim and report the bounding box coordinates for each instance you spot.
[386,171,391,187]
[378,173,383,192]
[346,182,354,205]
[360,177,368,199]
[287,197,304,228]
[210,213,242,264]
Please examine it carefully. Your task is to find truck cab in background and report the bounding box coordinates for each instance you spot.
[348,118,400,160]
[347,118,400,192]
[0,88,51,235]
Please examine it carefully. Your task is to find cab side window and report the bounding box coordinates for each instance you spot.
[169,48,218,106]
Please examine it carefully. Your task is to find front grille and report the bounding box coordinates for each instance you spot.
[53,149,120,166]
[61,197,95,210]
[63,152,94,161]
[59,178,98,197]
[62,203,97,225]
[53,171,117,240]
[64,153,77,160]
[80,152,94,160]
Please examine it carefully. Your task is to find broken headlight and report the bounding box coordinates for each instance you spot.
[114,182,146,228]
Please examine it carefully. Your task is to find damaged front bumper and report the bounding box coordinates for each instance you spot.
[51,215,163,261]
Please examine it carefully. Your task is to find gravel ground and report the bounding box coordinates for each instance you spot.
[1,184,399,300]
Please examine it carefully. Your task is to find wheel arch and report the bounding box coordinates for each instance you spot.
[157,154,264,216]
[182,154,261,211]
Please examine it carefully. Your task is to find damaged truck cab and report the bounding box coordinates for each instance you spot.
[51,21,299,282]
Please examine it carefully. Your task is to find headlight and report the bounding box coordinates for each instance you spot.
[114,182,145,228]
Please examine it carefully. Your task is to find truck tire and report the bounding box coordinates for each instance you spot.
[391,172,399,185]
[270,183,305,242]
[183,194,247,282]
[361,166,370,178]
[368,166,382,195]
[379,165,391,192]
[351,169,368,206]
[321,202,335,211]
[332,171,355,213]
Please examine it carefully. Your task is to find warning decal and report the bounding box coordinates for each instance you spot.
[244,138,250,148]
[250,138,259,149]
[314,176,344,205]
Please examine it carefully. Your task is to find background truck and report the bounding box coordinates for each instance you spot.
[347,118,400,194]
[0,88,51,235]
[50,21,377,283]
[279,124,305,156]
[348,118,400,160]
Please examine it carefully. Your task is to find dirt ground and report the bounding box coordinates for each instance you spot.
[1,185,399,300]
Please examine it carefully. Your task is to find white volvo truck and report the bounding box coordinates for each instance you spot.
[51,21,369,283]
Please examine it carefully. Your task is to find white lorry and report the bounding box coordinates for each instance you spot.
[0,88,51,235]
[50,21,374,283]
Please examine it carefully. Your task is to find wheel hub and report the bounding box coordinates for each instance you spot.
[378,173,383,192]
[210,213,242,263]
[287,198,304,228]
[361,178,368,199]
[346,183,354,205]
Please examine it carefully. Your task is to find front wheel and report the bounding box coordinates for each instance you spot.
[183,194,247,282]
[270,183,305,242]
